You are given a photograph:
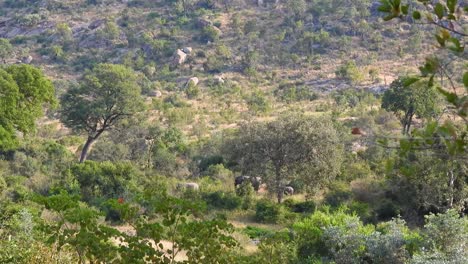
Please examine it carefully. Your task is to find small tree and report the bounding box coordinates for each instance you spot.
[60,64,144,162]
[382,77,442,134]
[227,114,343,203]
[0,38,13,63]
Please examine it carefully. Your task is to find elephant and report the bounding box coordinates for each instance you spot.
[234,176,262,191]
[176,182,199,191]
[283,186,294,196]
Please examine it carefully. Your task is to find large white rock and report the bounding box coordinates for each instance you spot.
[172,49,187,65]
[186,77,199,87]
[182,47,192,54]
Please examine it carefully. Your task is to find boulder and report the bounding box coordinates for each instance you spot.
[88,19,105,30]
[172,49,187,65]
[214,76,224,84]
[181,47,192,54]
[22,55,33,64]
[211,25,222,35]
[186,77,199,87]
[197,18,212,28]
[148,90,162,97]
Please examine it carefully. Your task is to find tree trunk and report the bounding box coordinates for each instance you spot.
[275,167,283,204]
[79,136,94,163]
[448,168,456,208]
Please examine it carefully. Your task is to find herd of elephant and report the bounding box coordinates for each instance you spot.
[176,176,294,195]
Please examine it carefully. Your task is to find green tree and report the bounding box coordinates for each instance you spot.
[227,114,343,203]
[60,64,144,162]
[0,65,56,150]
[0,38,13,63]
[382,77,442,134]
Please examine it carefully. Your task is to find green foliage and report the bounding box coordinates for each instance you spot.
[243,226,274,239]
[185,81,200,99]
[0,38,13,63]
[255,230,297,264]
[67,160,138,205]
[275,82,319,102]
[0,64,56,150]
[202,191,242,210]
[422,209,468,258]
[382,76,442,134]
[36,190,121,263]
[283,199,316,214]
[293,208,361,259]
[227,114,343,202]
[335,61,365,85]
[201,25,220,42]
[96,20,121,43]
[235,180,255,209]
[255,199,285,223]
[60,63,144,162]
[245,90,271,114]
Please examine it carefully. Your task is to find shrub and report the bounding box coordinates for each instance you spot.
[201,26,220,42]
[243,226,274,239]
[324,183,352,207]
[246,91,271,114]
[202,191,242,210]
[197,155,224,172]
[335,61,365,85]
[283,199,316,214]
[185,82,200,99]
[293,208,360,259]
[204,164,232,182]
[67,161,138,204]
[375,199,400,221]
[255,199,285,224]
[236,181,255,210]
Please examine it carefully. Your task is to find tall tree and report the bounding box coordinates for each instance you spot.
[60,64,144,162]
[382,77,442,134]
[0,64,56,150]
[227,114,343,203]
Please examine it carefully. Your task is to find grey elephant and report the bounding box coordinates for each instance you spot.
[234,176,261,191]
[176,182,199,191]
[283,186,294,196]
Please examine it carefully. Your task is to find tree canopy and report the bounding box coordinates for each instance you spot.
[227,114,343,203]
[60,63,144,162]
[382,77,442,134]
[0,64,56,150]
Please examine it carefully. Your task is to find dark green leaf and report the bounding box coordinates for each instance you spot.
[401,5,409,15]
[447,37,464,53]
[447,0,457,13]
[437,87,458,104]
[412,11,421,19]
[402,77,420,87]
[463,72,468,88]
[434,3,445,19]
[435,34,445,47]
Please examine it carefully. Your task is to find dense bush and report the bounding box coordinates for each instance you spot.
[283,199,316,214]
[67,161,139,204]
[255,199,285,224]
[202,191,242,210]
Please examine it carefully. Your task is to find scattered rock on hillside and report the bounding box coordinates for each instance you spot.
[214,76,224,84]
[22,55,33,64]
[197,18,212,28]
[88,19,105,30]
[182,47,192,54]
[148,90,162,97]
[172,49,187,65]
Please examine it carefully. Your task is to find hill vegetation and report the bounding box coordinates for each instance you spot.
[0,0,467,263]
